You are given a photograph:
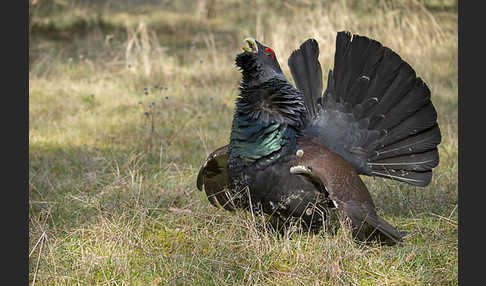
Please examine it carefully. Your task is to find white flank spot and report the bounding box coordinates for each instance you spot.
[290,165,312,175]
[296,149,304,158]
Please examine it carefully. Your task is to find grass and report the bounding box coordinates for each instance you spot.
[29,0,457,285]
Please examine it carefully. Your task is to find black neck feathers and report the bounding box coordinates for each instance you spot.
[236,78,308,129]
[228,78,308,181]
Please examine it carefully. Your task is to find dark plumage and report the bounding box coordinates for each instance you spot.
[196,32,441,245]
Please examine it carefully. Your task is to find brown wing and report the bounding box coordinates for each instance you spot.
[196,145,235,211]
[291,139,406,244]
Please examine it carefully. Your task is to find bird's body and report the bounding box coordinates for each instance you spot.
[197,32,441,245]
[225,75,334,230]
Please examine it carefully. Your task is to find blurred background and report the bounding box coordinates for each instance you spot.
[29,1,458,285]
[29,0,458,157]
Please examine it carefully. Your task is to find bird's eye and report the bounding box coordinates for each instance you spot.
[264,48,275,60]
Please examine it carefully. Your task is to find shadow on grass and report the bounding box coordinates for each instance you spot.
[29,87,235,232]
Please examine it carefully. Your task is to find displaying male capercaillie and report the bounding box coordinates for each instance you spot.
[197,31,441,245]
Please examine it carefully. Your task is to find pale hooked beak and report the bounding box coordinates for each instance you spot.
[242,37,258,53]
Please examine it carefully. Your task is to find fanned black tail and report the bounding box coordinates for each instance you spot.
[289,32,441,187]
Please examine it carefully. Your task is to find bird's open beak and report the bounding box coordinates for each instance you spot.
[242,37,258,53]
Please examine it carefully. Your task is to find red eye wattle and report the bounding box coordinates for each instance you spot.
[264,48,275,60]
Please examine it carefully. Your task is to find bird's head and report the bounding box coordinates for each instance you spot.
[236,37,284,86]
[233,37,307,128]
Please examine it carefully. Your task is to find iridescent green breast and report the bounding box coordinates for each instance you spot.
[227,77,306,184]
[228,116,297,180]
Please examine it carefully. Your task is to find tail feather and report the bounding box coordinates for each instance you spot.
[288,39,323,119]
[332,32,352,104]
[300,31,441,187]
[365,62,416,121]
[349,40,387,106]
[356,49,403,114]
[371,169,432,187]
[346,75,372,112]
[373,103,438,149]
[372,79,432,131]
[321,69,337,106]
[369,148,439,172]
[370,125,441,161]
[343,35,375,102]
